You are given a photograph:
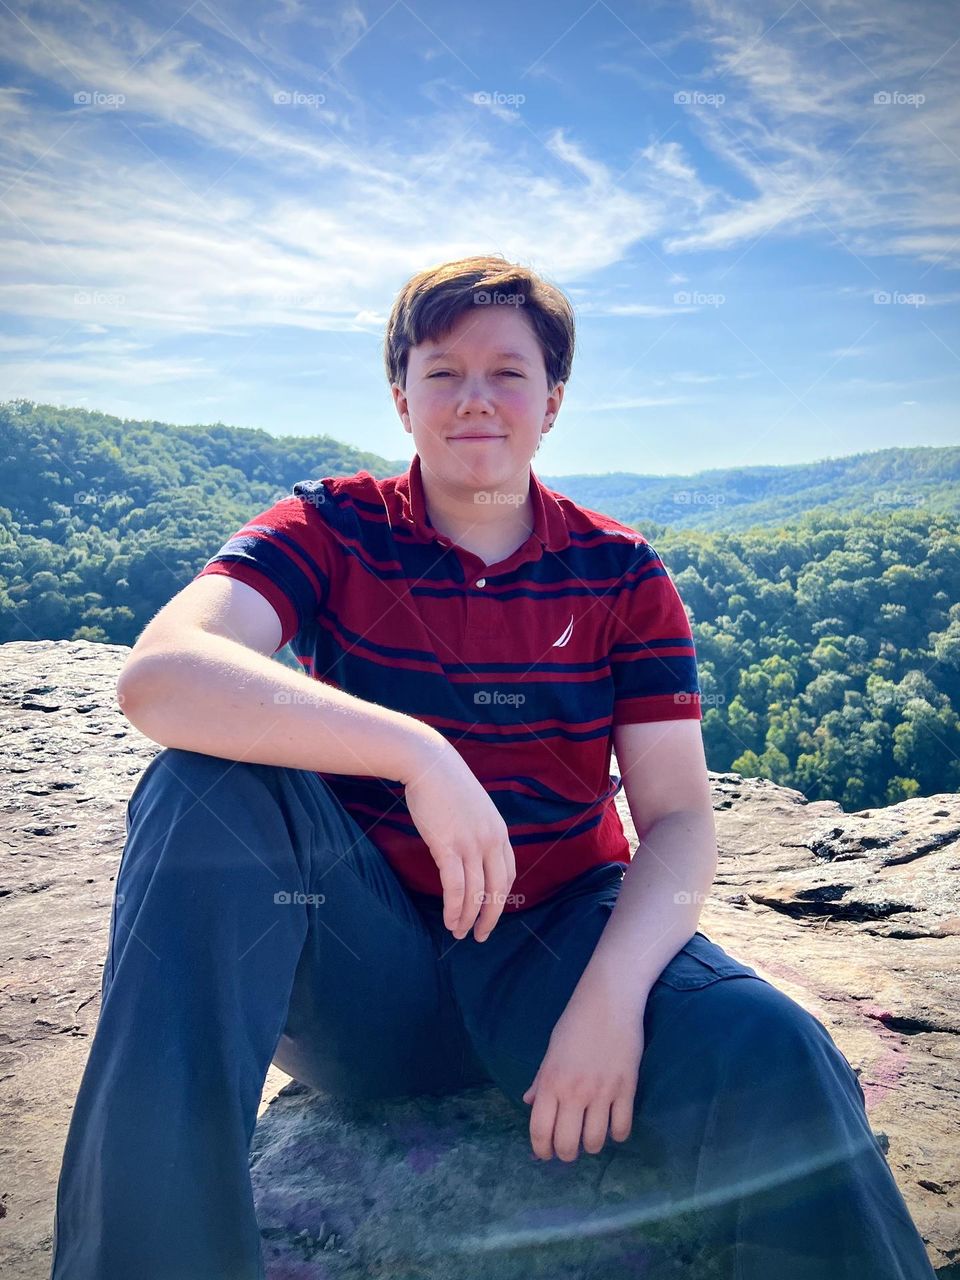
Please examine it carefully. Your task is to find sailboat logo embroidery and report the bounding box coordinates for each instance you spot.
[553,615,575,647]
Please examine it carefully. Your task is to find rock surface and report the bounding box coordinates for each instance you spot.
[0,640,957,1277]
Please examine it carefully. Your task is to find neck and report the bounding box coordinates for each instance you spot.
[419,460,535,560]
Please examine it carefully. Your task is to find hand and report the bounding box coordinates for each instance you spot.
[402,735,517,943]
[522,975,644,1162]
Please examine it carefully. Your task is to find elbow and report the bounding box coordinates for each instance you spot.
[116,651,169,738]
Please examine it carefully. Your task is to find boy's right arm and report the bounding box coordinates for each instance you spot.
[115,575,515,941]
[116,574,442,783]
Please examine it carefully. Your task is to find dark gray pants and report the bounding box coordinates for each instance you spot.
[49,748,936,1278]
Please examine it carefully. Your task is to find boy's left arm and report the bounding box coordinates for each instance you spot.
[582,717,718,999]
[522,719,718,1161]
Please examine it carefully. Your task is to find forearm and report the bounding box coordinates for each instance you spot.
[578,809,719,1005]
[116,634,447,784]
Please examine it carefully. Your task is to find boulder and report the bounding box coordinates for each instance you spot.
[1,640,956,1276]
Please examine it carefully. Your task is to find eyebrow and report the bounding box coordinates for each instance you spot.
[422,349,532,364]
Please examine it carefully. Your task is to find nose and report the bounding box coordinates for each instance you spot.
[455,379,497,414]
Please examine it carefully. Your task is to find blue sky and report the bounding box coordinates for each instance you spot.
[0,0,958,476]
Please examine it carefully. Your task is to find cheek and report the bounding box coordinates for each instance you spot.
[499,385,540,412]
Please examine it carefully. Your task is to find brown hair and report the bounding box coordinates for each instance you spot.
[383,254,576,391]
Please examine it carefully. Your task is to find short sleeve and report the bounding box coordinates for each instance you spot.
[193,490,331,653]
[609,541,702,724]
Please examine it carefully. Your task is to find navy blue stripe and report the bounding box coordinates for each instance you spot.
[610,637,697,655]
[346,797,608,847]
[611,655,700,699]
[247,524,331,596]
[204,533,327,631]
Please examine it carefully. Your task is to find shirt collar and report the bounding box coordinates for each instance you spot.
[396,451,571,554]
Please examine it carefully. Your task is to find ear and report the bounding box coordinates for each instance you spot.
[391,383,412,433]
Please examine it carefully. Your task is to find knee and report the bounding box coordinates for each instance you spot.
[125,749,286,860]
[131,747,263,813]
[703,978,864,1113]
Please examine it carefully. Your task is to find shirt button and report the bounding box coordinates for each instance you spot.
[476,577,486,588]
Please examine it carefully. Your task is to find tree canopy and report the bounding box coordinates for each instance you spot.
[3,399,957,808]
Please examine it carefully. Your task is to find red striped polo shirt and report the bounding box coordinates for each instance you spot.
[194,452,702,911]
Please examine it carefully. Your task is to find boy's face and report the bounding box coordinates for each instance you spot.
[392,304,563,492]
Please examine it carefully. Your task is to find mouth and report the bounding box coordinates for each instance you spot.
[448,434,506,441]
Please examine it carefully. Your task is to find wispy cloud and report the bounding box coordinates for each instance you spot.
[659,0,960,264]
[0,0,955,472]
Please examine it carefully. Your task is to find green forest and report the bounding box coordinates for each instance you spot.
[3,399,958,809]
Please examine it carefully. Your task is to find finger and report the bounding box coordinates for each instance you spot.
[503,836,517,886]
[610,1087,635,1143]
[477,839,521,940]
[582,1097,614,1155]
[456,855,484,938]
[529,1090,559,1162]
[473,854,508,940]
[552,1098,586,1163]
[436,854,465,934]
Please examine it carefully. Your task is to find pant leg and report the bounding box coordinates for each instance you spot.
[639,947,937,1280]
[441,864,936,1279]
[49,746,471,1280]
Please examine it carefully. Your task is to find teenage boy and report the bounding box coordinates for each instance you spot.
[48,257,936,1279]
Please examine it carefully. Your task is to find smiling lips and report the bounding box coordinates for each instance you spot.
[449,434,505,441]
